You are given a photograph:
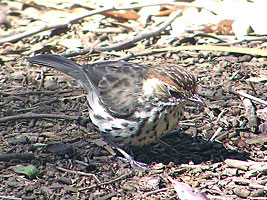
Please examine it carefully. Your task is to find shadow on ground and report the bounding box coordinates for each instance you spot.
[127,130,250,166]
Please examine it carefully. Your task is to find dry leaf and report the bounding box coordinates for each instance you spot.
[169,177,207,200]
[103,10,139,21]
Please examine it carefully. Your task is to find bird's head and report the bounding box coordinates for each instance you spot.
[142,65,205,106]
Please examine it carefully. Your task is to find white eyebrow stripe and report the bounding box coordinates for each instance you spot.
[142,78,162,96]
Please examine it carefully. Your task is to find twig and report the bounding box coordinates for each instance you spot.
[238,91,267,106]
[0,153,34,161]
[78,171,133,191]
[241,97,258,133]
[0,196,21,200]
[229,71,240,80]
[216,36,267,46]
[63,10,182,57]
[209,127,223,142]
[117,50,166,61]
[0,112,81,123]
[224,159,251,171]
[56,166,101,184]
[95,10,181,51]
[0,7,112,45]
[38,69,45,89]
[147,45,267,57]
[181,33,226,43]
[0,2,205,45]
[95,191,118,200]
[228,87,267,106]
[215,109,228,124]
[245,134,267,145]
[118,44,267,61]
[144,188,168,197]
[179,164,210,170]
[0,89,83,96]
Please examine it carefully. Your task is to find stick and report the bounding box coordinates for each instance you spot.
[238,91,267,106]
[63,10,182,56]
[0,89,83,96]
[56,166,101,184]
[0,153,34,161]
[0,2,203,45]
[119,44,267,60]
[78,171,133,191]
[0,112,81,123]
[241,97,258,133]
[0,7,113,45]
[148,45,267,57]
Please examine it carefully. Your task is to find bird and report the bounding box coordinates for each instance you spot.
[28,54,205,169]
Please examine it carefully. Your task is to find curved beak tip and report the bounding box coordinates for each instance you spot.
[187,94,206,107]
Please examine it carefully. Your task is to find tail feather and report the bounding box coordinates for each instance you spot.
[28,54,84,80]
[28,54,94,90]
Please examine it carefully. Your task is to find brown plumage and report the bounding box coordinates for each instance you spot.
[28,54,205,168]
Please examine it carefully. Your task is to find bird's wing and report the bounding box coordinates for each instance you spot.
[83,61,147,118]
[28,55,147,118]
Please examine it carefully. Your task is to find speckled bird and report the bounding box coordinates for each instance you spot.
[28,54,205,167]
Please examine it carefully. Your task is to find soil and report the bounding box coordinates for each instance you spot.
[0,1,267,199]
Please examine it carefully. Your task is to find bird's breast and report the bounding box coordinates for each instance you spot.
[89,91,185,146]
[122,104,185,146]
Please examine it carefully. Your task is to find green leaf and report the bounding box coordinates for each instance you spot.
[13,165,37,179]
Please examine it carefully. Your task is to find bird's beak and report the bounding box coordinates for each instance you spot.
[187,94,206,107]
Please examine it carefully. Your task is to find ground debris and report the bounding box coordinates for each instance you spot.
[1,0,267,199]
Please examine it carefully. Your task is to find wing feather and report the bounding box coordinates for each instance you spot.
[29,55,148,118]
[83,61,147,118]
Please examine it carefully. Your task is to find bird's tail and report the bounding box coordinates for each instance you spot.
[28,54,85,80]
[28,54,97,92]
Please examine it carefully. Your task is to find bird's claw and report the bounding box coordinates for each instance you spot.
[118,156,150,170]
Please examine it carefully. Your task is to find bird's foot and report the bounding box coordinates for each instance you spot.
[118,155,150,170]
[102,135,150,170]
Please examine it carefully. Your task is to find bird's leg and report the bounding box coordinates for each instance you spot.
[101,135,150,170]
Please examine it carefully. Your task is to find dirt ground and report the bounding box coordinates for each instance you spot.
[1,1,267,200]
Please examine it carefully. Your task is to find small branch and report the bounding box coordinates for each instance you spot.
[0,153,34,161]
[147,45,267,57]
[238,91,267,106]
[63,10,182,57]
[215,109,228,124]
[78,171,133,191]
[182,33,227,43]
[118,44,267,61]
[240,97,258,133]
[224,159,251,171]
[0,89,83,96]
[117,49,166,61]
[0,7,113,45]
[245,133,267,145]
[0,2,204,45]
[56,166,101,184]
[209,127,223,142]
[227,86,267,106]
[216,36,267,46]
[0,112,81,123]
[95,10,182,51]
[144,188,168,197]
[0,196,21,200]
[179,164,210,170]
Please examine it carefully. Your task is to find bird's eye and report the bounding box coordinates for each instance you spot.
[169,89,182,98]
